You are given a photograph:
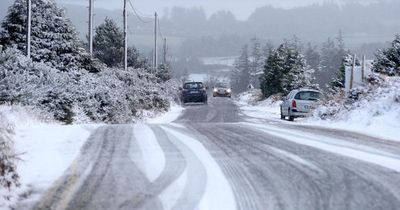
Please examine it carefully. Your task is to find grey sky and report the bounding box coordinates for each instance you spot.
[58,0,348,20]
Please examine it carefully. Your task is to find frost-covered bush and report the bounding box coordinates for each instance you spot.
[0,48,176,124]
[313,74,400,124]
[0,113,19,207]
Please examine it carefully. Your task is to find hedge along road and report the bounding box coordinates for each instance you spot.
[30,97,400,210]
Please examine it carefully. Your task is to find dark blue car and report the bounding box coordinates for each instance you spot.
[181,82,208,105]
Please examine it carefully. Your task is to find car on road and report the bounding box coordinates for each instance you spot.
[213,83,232,98]
[280,89,321,121]
[180,82,208,105]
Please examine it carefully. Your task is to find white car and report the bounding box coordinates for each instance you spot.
[280,89,321,121]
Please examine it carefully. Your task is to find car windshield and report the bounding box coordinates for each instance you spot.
[295,91,321,100]
[215,83,228,88]
[184,82,203,89]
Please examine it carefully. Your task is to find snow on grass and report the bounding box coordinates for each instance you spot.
[235,89,282,120]
[131,124,166,182]
[248,123,400,173]
[0,105,97,208]
[162,126,237,210]
[14,124,96,206]
[307,76,400,142]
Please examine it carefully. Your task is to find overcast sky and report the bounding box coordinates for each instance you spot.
[58,0,351,20]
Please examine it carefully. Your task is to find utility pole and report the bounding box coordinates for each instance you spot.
[154,12,158,69]
[163,37,167,65]
[350,54,356,90]
[26,0,32,58]
[362,55,366,83]
[88,0,93,57]
[123,0,128,71]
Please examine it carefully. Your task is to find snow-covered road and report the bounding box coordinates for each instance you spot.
[20,98,400,210]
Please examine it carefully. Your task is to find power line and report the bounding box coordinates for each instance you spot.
[127,0,153,24]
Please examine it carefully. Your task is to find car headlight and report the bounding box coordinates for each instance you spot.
[213,88,218,92]
[227,89,232,93]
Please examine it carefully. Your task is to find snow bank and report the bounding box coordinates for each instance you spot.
[310,75,400,141]
[236,90,282,120]
[0,105,96,209]
[13,123,96,208]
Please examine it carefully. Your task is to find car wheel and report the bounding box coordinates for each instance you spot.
[280,107,285,119]
[288,108,294,121]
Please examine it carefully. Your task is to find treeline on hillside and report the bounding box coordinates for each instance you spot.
[232,33,400,98]
[0,0,173,124]
[1,1,397,57]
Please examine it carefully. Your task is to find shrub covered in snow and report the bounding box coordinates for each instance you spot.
[0,48,177,124]
[313,74,400,128]
[0,113,19,208]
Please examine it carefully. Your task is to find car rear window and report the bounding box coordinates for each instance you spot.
[295,91,321,100]
[184,83,204,89]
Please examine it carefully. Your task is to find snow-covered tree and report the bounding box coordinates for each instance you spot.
[304,42,321,72]
[231,45,251,93]
[372,34,400,76]
[260,41,314,98]
[315,33,348,89]
[93,18,148,69]
[93,18,124,67]
[0,0,93,71]
[250,37,263,88]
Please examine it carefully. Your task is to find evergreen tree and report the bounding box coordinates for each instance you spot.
[304,42,321,72]
[231,45,251,92]
[250,37,263,88]
[263,41,274,61]
[93,18,148,69]
[93,18,124,67]
[372,34,400,76]
[316,32,348,89]
[260,41,314,98]
[260,47,284,97]
[0,0,91,71]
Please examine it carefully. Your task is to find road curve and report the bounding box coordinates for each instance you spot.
[29,97,400,210]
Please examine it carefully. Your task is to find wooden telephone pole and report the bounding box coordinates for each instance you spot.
[26,0,32,58]
[88,0,93,57]
[154,12,158,69]
[123,0,128,71]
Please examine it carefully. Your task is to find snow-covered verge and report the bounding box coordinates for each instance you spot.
[235,89,282,120]
[310,75,400,141]
[0,106,96,209]
[235,76,399,142]
[0,112,19,209]
[0,48,178,125]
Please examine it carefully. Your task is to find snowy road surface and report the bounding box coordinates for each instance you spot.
[29,98,400,210]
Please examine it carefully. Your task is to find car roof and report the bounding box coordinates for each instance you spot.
[184,81,203,84]
[297,88,320,92]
